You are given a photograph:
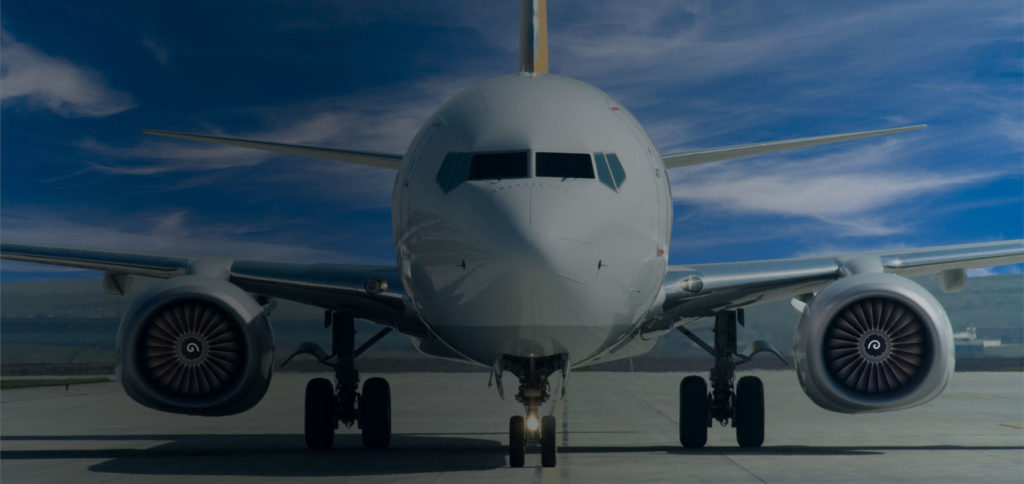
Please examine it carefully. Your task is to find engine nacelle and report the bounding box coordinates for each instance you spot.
[116,276,275,416]
[794,272,954,413]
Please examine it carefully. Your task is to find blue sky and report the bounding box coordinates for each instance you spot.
[2,0,1022,282]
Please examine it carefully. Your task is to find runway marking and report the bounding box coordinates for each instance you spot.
[540,386,568,483]
[1000,423,1024,429]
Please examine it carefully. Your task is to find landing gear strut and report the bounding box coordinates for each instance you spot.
[677,310,783,448]
[284,311,393,450]
[498,354,566,468]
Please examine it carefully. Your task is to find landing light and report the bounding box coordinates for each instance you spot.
[526,414,540,432]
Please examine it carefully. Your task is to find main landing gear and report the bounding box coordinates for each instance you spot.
[676,310,785,448]
[283,311,394,450]
[497,354,566,468]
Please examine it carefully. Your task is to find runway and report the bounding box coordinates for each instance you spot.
[2,371,1022,483]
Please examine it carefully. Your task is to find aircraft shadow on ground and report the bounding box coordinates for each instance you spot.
[1,433,508,476]
[4,434,1023,475]
[560,444,1024,456]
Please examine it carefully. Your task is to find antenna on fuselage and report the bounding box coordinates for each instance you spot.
[518,0,549,74]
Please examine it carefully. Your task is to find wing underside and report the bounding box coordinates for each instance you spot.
[646,239,1024,333]
[0,242,427,337]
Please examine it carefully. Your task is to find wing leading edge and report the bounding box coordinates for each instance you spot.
[0,242,427,337]
[143,130,404,170]
[647,239,1024,333]
[661,125,926,168]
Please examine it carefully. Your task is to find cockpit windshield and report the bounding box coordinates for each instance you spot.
[536,152,594,179]
[436,151,625,193]
[467,152,529,180]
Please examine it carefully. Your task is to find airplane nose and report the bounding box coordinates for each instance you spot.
[412,181,601,363]
[484,182,594,286]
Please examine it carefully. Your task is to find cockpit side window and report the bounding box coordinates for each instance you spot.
[436,152,474,193]
[436,152,458,193]
[536,152,595,179]
[594,153,615,190]
[451,153,471,187]
[468,152,529,180]
[606,153,627,188]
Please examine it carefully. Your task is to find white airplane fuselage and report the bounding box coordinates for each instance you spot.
[393,73,672,366]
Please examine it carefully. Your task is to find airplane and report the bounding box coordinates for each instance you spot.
[2,0,1022,469]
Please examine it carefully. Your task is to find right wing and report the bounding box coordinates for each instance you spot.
[143,130,404,170]
[661,125,926,168]
[645,239,1024,333]
[1,242,428,338]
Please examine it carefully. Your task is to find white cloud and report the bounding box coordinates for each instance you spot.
[670,139,1006,235]
[0,208,380,266]
[967,265,1023,277]
[792,242,912,258]
[533,0,1024,159]
[967,267,998,277]
[547,1,1019,82]
[80,73,473,176]
[0,29,136,117]
[142,36,169,65]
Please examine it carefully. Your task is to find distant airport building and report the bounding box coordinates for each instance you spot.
[953,326,1023,357]
[976,327,1024,345]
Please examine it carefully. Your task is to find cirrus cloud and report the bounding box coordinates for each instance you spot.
[1,29,136,117]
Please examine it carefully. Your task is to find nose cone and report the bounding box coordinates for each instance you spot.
[414,181,599,362]
[486,182,594,289]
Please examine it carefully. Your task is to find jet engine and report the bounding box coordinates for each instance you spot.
[116,276,275,416]
[793,272,954,413]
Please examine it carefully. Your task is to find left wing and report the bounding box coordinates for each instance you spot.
[644,239,1024,333]
[0,242,427,337]
[662,125,926,168]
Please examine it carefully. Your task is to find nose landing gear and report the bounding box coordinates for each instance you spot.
[498,354,566,468]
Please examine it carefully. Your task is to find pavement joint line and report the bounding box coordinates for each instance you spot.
[540,388,567,483]
[718,449,769,484]
[560,391,570,483]
[607,374,677,426]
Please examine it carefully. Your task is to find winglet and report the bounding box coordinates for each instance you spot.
[518,0,549,74]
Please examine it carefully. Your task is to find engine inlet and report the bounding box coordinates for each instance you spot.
[140,301,245,398]
[824,297,928,395]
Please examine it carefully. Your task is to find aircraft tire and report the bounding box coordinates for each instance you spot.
[541,415,557,467]
[304,378,335,450]
[735,376,764,448]
[509,416,526,467]
[679,375,709,448]
[360,377,392,449]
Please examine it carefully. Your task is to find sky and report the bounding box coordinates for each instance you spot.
[2,0,1022,282]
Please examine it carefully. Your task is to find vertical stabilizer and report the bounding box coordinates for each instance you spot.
[518,0,549,74]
